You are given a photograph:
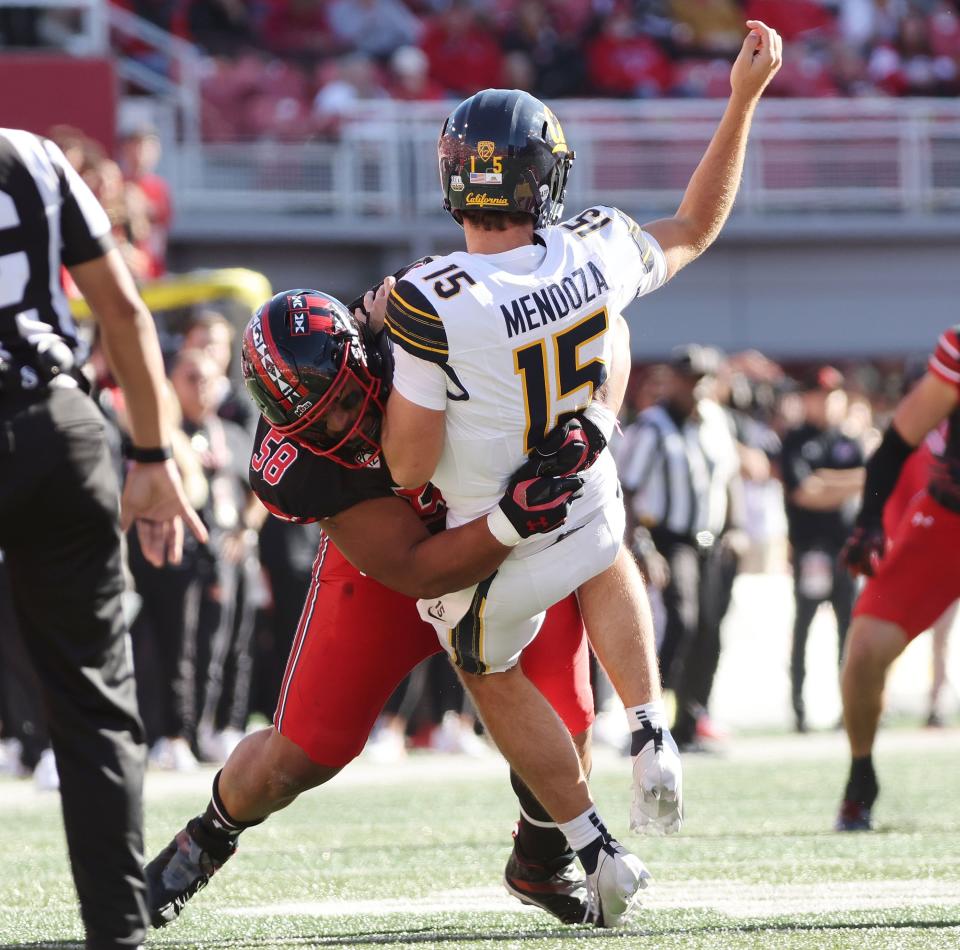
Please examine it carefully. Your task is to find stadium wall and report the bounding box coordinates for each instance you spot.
[168,226,957,361]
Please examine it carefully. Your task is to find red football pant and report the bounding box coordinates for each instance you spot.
[854,491,960,640]
[274,538,593,766]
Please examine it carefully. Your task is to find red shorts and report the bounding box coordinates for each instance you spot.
[854,492,960,640]
[274,538,593,766]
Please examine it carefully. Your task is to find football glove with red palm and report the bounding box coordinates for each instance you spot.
[840,522,886,578]
[524,411,610,478]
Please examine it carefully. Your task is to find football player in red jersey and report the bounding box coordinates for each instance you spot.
[145,285,644,929]
[837,325,960,831]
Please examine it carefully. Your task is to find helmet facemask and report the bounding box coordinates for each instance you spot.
[242,294,386,470]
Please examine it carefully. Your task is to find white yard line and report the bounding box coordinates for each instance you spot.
[224,878,960,920]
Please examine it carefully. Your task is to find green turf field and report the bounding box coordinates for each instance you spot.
[2,729,959,949]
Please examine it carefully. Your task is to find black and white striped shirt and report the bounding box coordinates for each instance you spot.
[616,399,740,540]
[0,128,112,367]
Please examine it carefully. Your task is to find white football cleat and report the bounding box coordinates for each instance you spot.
[631,726,683,835]
[583,838,651,927]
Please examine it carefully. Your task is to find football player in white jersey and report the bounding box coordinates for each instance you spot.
[377,20,782,926]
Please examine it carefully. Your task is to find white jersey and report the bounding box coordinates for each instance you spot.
[387,205,668,541]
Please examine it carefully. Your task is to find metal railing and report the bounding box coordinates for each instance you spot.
[107,2,202,145]
[170,99,960,224]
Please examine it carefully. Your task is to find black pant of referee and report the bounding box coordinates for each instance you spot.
[0,383,147,949]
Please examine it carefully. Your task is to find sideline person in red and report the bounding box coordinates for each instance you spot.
[837,325,960,830]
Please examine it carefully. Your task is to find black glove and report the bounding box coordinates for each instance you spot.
[493,463,584,542]
[840,522,886,577]
[528,414,607,479]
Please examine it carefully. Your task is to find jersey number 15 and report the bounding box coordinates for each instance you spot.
[513,308,608,452]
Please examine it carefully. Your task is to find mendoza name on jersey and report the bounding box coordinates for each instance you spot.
[500,262,609,339]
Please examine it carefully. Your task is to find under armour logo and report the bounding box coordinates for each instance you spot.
[526,516,550,533]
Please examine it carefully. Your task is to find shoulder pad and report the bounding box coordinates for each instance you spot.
[385,278,449,365]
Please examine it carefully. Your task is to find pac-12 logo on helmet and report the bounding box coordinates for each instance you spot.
[438,88,575,229]
[241,290,384,469]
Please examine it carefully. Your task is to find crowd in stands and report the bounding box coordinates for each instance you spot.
[109,1,960,141]
[5,3,960,139]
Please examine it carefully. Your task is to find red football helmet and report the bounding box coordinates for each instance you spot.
[241,289,384,468]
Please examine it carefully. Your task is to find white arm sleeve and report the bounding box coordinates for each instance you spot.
[391,343,448,410]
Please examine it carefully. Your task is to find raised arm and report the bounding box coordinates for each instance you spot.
[644,21,782,281]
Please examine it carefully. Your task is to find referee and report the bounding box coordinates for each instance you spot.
[616,345,743,748]
[0,128,205,949]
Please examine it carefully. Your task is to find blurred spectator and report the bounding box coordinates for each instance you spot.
[501,0,586,98]
[839,0,908,50]
[421,0,504,95]
[327,0,423,60]
[312,54,389,137]
[502,49,537,91]
[183,309,254,429]
[779,367,865,734]
[586,6,673,97]
[616,345,743,750]
[83,157,154,283]
[259,0,330,57]
[168,348,261,764]
[119,128,172,277]
[188,0,256,55]
[129,360,212,771]
[743,0,835,42]
[387,45,445,100]
[669,0,744,57]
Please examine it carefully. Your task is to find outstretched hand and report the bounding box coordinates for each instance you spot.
[353,275,396,335]
[121,459,209,567]
[730,20,782,102]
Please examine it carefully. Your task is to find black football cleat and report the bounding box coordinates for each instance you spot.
[503,843,588,924]
[145,816,237,927]
[834,799,873,832]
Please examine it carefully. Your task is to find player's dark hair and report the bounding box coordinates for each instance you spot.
[460,210,534,231]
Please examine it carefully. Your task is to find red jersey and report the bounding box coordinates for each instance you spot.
[926,325,960,511]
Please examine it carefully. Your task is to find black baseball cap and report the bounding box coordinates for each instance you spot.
[669,344,722,379]
[799,365,844,393]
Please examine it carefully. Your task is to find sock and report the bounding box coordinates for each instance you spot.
[557,807,612,875]
[199,769,266,841]
[845,755,878,806]
[509,769,574,869]
[626,701,667,756]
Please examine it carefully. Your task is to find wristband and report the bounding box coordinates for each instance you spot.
[583,403,617,441]
[634,699,669,732]
[487,506,522,547]
[124,444,172,464]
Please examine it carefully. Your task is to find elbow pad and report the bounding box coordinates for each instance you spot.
[857,424,914,526]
